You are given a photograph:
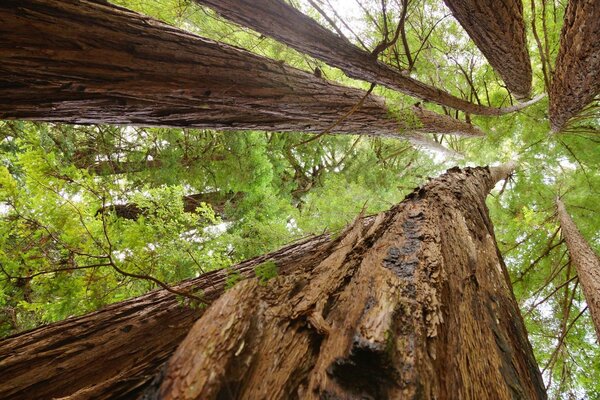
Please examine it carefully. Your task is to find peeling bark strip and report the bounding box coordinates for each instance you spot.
[443,0,532,99]
[0,232,342,400]
[556,199,600,341]
[158,165,546,400]
[0,0,478,143]
[549,0,600,132]
[197,0,540,116]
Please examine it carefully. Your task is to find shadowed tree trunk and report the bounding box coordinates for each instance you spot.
[0,232,340,400]
[549,0,600,132]
[78,159,164,176]
[97,192,243,220]
[443,0,532,100]
[197,0,543,115]
[556,199,600,340]
[0,0,480,149]
[152,165,546,400]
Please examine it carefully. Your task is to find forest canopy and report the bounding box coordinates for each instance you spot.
[0,0,599,398]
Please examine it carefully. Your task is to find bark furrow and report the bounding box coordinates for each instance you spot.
[549,0,600,132]
[0,232,339,399]
[443,0,532,99]
[196,0,539,115]
[556,199,600,340]
[0,0,479,143]
[155,165,546,400]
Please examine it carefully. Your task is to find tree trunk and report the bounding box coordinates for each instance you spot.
[154,164,546,400]
[197,0,542,115]
[77,159,164,176]
[443,0,532,100]
[97,192,243,220]
[0,0,480,145]
[556,199,600,341]
[0,232,342,400]
[549,0,600,132]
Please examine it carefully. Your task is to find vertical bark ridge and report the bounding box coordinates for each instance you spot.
[549,0,600,132]
[157,165,547,400]
[0,232,341,400]
[443,0,532,99]
[196,0,540,115]
[556,199,600,341]
[0,0,479,142]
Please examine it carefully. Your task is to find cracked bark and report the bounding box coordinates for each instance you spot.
[153,165,546,400]
[549,0,600,132]
[556,199,600,341]
[0,232,341,400]
[443,0,532,100]
[196,0,540,115]
[0,0,479,146]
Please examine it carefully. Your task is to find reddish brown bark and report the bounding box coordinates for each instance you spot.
[556,199,600,341]
[443,0,532,99]
[549,0,600,132]
[0,0,479,143]
[155,164,546,400]
[0,232,339,399]
[197,0,541,115]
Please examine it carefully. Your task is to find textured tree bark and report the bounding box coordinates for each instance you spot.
[0,232,340,400]
[156,165,546,400]
[443,0,532,100]
[196,0,541,115]
[556,199,600,341]
[549,0,600,132]
[0,0,480,144]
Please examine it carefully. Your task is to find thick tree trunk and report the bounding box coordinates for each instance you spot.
[549,0,600,132]
[197,0,542,115]
[97,192,242,220]
[556,199,600,341]
[0,0,480,145]
[443,0,532,99]
[0,232,342,399]
[154,165,546,400]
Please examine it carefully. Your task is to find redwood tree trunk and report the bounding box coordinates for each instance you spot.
[443,0,532,99]
[556,199,600,340]
[0,0,479,144]
[197,0,541,115]
[549,0,600,132]
[0,232,338,400]
[156,165,546,400]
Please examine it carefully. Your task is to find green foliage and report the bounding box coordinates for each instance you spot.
[224,269,243,290]
[254,261,278,285]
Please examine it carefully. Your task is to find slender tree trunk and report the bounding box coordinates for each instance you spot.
[443,0,532,100]
[196,0,542,115]
[0,0,479,146]
[97,192,243,220]
[549,0,600,132]
[0,232,340,400]
[556,199,600,341]
[152,164,546,400]
[78,159,164,176]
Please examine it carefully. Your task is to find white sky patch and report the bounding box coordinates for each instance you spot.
[203,221,233,237]
[0,202,10,215]
[557,157,577,170]
[286,217,301,234]
[112,249,133,262]
[298,0,368,43]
